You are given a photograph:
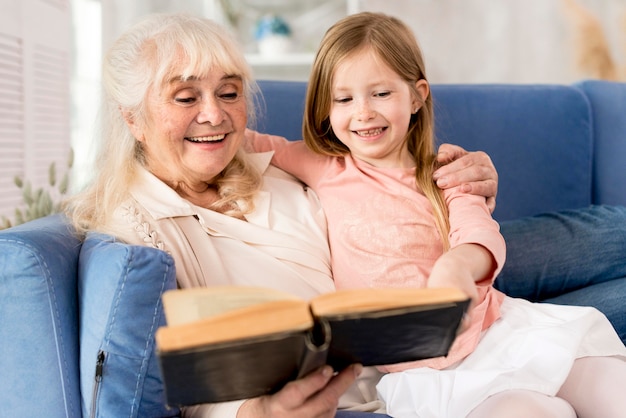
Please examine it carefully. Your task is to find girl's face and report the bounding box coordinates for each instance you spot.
[329,48,428,168]
[125,65,248,192]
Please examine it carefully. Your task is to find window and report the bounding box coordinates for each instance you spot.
[0,0,71,222]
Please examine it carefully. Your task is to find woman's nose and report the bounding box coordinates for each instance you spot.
[196,97,225,125]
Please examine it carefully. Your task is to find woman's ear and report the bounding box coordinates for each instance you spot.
[412,79,430,113]
[122,109,144,142]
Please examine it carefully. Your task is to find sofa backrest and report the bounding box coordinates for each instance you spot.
[255,80,595,222]
[575,80,626,208]
[429,84,592,222]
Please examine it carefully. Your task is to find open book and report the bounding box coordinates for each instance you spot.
[156,286,470,406]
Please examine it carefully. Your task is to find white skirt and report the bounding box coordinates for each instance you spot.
[376,296,626,418]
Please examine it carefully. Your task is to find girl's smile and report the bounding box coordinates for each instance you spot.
[353,127,387,139]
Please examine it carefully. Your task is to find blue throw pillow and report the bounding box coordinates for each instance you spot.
[78,232,180,418]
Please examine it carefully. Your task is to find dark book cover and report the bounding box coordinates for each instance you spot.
[158,298,469,406]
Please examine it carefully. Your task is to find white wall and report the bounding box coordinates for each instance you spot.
[94,0,625,84]
[361,0,624,84]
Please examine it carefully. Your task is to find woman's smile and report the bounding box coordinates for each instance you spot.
[184,134,226,143]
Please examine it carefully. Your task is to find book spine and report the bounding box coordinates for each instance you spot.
[296,320,331,378]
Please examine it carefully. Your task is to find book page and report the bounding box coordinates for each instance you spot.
[310,287,468,317]
[162,286,302,326]
[157,299,313,351]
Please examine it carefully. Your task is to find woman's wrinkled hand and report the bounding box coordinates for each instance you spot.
[237,364,362,418]
[434,143,498,213]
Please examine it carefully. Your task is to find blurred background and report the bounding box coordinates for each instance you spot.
[1,0,624,223]
[85,0,626,83]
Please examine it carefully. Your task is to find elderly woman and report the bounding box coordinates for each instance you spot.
[65,12,626,418]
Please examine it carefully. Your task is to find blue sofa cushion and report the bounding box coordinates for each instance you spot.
[255,81,594,222]
[427,84,593,221]
[78,232,179,417]
[0,214,82,418]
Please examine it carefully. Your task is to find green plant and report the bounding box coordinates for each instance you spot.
[1,148,74,230]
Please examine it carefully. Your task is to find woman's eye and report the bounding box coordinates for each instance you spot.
[219,91,239,101]
[174,96,196,104]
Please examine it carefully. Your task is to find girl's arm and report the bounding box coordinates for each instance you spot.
[244,129,291,154]
[244,129,328,187]
[428,190,506,305]
[427,243,495,304]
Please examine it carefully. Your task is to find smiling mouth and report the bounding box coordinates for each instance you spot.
[185,134,226,143]
[354,128,385,136]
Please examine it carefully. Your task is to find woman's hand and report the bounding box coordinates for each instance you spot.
[237,364,362,418]
[433,144,498,213]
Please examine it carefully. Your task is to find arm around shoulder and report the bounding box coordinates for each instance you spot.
[434,144,498,213]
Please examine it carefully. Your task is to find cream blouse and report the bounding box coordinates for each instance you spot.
[108,152,335,300]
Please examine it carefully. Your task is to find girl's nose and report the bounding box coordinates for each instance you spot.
[356,100,376,121]
[196,97,225,125]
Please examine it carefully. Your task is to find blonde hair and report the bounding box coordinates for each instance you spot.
[303,12,450,249]
[65,13,263,234]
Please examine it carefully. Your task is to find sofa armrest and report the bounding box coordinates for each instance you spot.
[0,215,82,418]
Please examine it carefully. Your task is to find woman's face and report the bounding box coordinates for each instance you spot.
[127,65,248,193]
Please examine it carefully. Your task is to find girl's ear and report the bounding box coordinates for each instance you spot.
[122,109,144,142]
[412,79,430,113]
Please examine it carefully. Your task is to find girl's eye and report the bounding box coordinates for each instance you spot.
[333,97,352,104]
[375,91,391,98]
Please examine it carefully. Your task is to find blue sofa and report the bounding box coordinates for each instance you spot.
[1,80,625,418]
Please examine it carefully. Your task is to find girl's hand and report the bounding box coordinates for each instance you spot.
[237,364,362,418]
[428,244,496,330]
[428,250,479,307]
[428,250,481,334]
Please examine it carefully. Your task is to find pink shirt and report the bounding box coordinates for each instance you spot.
[247,130,506,370]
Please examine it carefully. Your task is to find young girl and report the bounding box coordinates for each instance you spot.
[248,11,626,418]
